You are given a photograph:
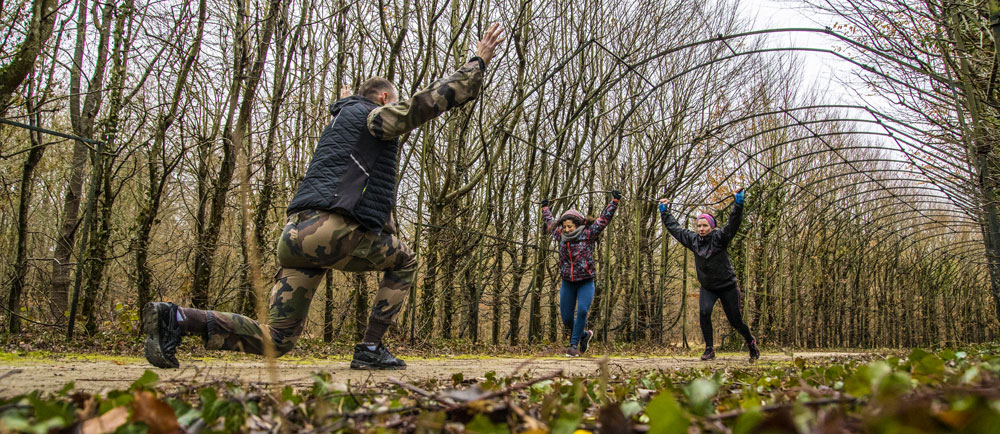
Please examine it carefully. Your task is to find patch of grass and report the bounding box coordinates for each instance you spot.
[0,351,144,364]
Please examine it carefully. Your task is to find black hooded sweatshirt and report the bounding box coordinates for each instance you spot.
[660,203,744,292]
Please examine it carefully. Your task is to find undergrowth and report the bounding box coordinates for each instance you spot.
[0,345,997,433]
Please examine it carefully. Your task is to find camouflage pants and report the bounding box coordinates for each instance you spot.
[196,210,416,356]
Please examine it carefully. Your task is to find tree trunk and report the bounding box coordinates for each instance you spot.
[441,258,456,339]
[7,101,46,332]
[50,0,113,328]
[464,261,480,343]
[80,0,135,336]
[323,270,335,342]
[191,0,281,308]
[353,273,367,341]
[133,0,207,307]
[419,218,441,336]
[0,0,60,114]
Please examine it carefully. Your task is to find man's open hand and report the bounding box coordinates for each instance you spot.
[476,23,506,67]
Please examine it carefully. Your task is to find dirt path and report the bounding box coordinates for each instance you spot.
[0,352,864,396]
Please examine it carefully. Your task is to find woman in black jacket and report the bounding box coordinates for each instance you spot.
[659,189,759,361]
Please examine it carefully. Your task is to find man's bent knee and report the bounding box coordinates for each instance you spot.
[396,253,417,272]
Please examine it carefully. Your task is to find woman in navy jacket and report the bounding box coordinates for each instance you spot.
[541,191,620,356]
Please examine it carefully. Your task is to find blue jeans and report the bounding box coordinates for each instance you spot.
[560,279,595,346]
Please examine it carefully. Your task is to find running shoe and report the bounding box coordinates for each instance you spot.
[700,347,716,361]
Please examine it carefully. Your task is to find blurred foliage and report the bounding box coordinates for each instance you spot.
[0,345,998,432]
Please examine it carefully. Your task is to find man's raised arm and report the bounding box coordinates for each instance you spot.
[368,23,505,140]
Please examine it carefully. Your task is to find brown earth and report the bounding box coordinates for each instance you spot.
[0,351,867,396]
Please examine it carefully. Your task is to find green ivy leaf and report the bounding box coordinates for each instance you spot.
[733,408,764,434]
[483,371,498,390]
[908,348,930,363]
[531,380,553,395]
[684,378,719,417]
[550,412,582,434]
[57,381,75,396]
[27,395,73,433]
[876,371,912,398]
[0,412,33,432]
[130,370,159,391]
[198,387,219,423]
[646,392,688,434]
[914,354,945,380]
[100,391,135,414]
[115,422,150,434]
[938,349,957,361]
[794,357,806,371]
[960,366,980,384]
[175,406,200,428]
[466,413,510,434]
[825,365,845,382]
[281,385,301,405]
[621,400,643,419]
[844,365,871,397]
[868,361,892,390]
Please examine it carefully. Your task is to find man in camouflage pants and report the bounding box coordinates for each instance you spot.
[142,24,506,370]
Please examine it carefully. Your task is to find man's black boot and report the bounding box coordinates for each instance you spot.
[142,302,182,369]
[350,343,407,370]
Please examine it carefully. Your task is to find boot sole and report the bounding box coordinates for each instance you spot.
[350,360,407,370]
[142,303,178,369]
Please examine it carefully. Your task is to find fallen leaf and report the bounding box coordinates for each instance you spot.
[440,385,489,402]
[79,407,129,434]
[508,400,547,432]
[74,395,99,420]
[935,409,972,429]
[132,390,180,434]
[598,404,631,434]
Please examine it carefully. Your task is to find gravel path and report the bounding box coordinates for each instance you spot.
[0,351,866,396]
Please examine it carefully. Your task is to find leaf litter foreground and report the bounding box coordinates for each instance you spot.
[0,347,999,433]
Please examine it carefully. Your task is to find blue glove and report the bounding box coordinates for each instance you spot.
[734,189,745,205]
[658,202,667,213]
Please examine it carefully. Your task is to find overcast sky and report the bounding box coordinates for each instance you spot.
[737,0,861,105]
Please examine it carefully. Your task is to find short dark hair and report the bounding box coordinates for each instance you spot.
[359,77,396,101]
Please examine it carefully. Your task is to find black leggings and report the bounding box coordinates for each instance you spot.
[699,286,753,348]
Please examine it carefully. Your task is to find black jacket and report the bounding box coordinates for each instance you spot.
[287,96,398,232]
[661,203,744,292]
[286,58,486,233]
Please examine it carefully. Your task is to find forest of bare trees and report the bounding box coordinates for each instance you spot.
[1,0,997,352]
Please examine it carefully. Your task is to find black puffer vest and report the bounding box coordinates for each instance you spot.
[287,96,399,233]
